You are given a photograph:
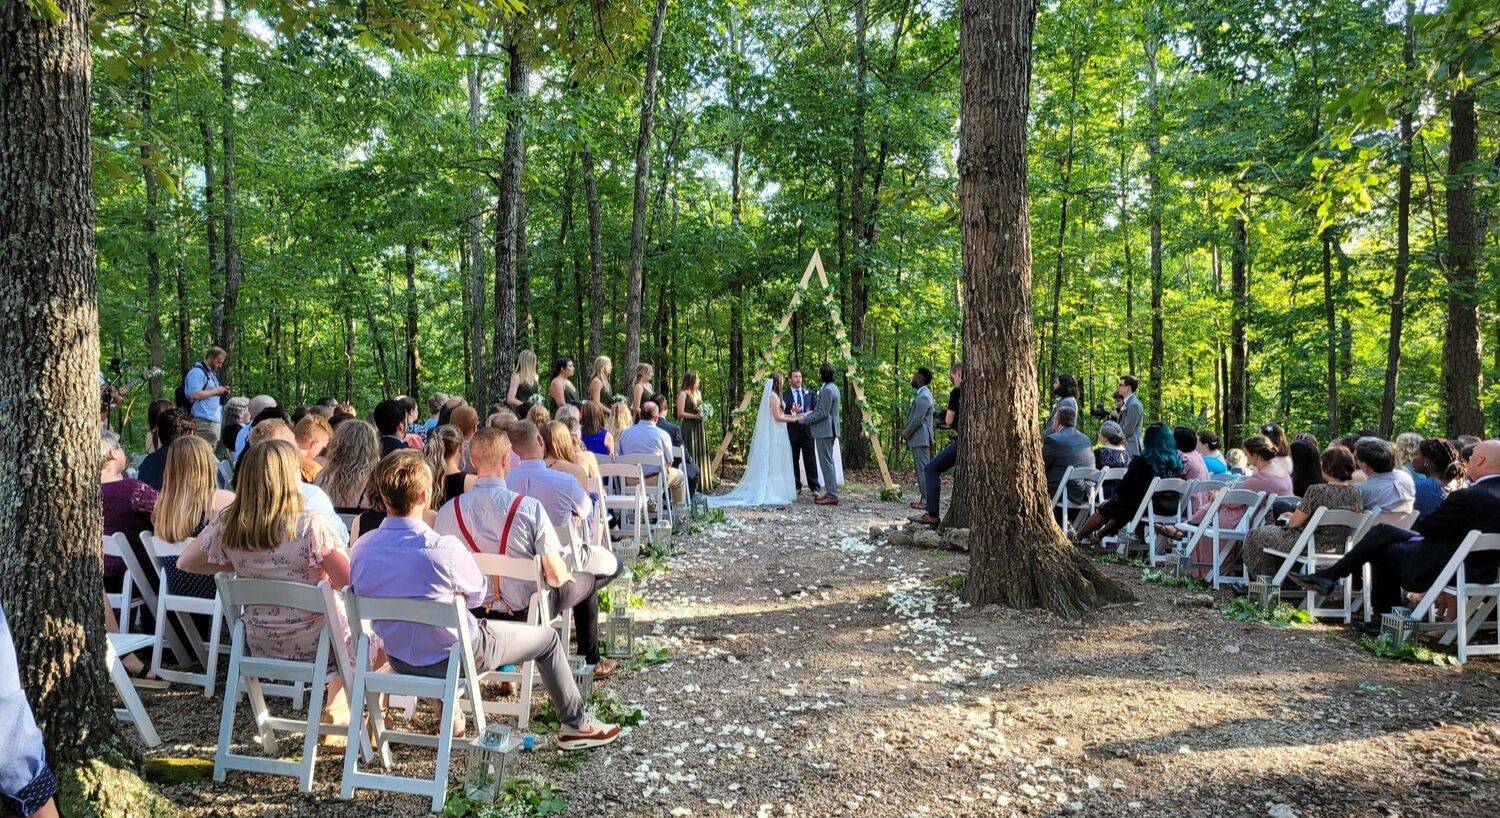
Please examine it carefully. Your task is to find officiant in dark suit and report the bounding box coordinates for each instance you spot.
[783,369,820,494]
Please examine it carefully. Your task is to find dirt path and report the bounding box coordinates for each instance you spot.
[150,483,1500,817]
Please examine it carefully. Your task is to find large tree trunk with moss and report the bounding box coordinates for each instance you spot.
[1442,83,1484,437]
[957,0,1131,615]
[1,1,167,810]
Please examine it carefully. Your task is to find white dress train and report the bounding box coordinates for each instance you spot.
[707,380,797,508]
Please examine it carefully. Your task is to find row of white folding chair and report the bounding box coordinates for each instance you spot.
[1264,507,1377,621]
[467,551,569,730]
[616,453,674,535]
[1170,489,1267,588]
[1403,531,1500,662]
[103,534,147,635]
[142,533,225,696]
[599,461,651,548]
[213,575,376,793]
[1049,466,1100,537]
[1105,477,1192,557]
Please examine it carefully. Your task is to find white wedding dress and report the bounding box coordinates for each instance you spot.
[707,379,797,508]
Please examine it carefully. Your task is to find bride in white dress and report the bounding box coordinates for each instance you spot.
[707,374,799,508]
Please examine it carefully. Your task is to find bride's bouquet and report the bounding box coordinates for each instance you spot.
[699,403,715,420]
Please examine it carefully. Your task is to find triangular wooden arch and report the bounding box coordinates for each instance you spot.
[708,250,897,492]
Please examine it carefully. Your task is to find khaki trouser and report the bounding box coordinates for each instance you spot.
[645,467,688,505]
[194,419,221,451]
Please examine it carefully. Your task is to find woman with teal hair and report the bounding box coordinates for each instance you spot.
[1071,422,1184,546]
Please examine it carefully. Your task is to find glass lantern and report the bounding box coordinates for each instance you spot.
[610,574,634,614]
[1171,548,1193,581]
[604,609,636,660]
[691,493,709,519]
[568,654,596,702]
[1247,575,1281,610]
[464,722,522,804]
[1381,606,1421,646]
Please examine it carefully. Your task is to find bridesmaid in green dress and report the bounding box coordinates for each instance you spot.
[588,355,616,407]
[507,349,540,413]
[677,372,713,492]
[548,357,581,410]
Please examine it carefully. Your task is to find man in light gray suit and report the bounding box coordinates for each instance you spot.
[1118,374,1144,456]
[1042,406,1094,508]
[901,367,935,510]
[796,362,842,506]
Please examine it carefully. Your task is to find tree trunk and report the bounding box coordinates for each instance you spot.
[492,30,526,397]
[1228,213,1250,440]
[553,153,575,366]
[582,141,605,363]
[516,196,531,353]
[466,55,488,407]
[0,0,164,798]
[137,29,163,399]
[624,0,669,375]
[404,239,420,399]
[1046,55,1082,383]
[1379,0,1415,439]
[956,0,1130,615]
[728,131,744,401]
[1443,82,1484,437]
[218,0,241,387]
[1144,23,1164,417]
[1321,232,1338,439]
[199,111,222,347]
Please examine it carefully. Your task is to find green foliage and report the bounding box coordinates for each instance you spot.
[1092,554,1149,568]
[879,486,903,502]
[625,645,672,671]
[443,775,566,818]
[596,588,644,612]
[1139,567,1208,591]
[1221,597,1314,627]
[531,690,645,733]
[631,552,669,582]
[1356,634,1460,667]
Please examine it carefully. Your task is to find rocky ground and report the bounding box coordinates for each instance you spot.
[136,479,1500,817]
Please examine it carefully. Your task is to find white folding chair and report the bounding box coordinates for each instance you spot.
[218,458,235,489]
[213,575,371,792]
[340,592,488,812]
[618,453,674,537]
[1266,508,1376,621]
[110,529,193,669]
[1445,534,1500,661]
[103,533,146,635]
[143,533,224,696]
[1376,509,1420,529]
[1050,466,1100,537]
[1117,477,1189,561]
[337,512,359,532]
[1174,489,1265,588]
[468,552,570,729]
[600,462,651,547]
[106,632,161,747]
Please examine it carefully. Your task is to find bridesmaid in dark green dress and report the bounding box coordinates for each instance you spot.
[677,372,713,492]
[507,349,541,413]
[548,357,581,410]
[588,355,616,407]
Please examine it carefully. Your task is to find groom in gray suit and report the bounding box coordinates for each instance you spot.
[796,363,842,506]
[901,368,935,510]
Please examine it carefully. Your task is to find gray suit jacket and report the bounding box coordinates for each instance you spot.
[1120,394,1144,455]
[1042,426,1095,503]
[800,382,841,440]
[902,386,934,449]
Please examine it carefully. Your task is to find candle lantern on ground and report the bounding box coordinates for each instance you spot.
[604,609,636,660]
[568,654,596,702]
[464,722,522,804]
[610,573,634,614]
[1381,606,1422,646]
[1171,547,1193,581]
[1247,575,1281,610]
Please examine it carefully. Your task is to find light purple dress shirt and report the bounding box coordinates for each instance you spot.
[505,459,592,529]
[348,516,485,667]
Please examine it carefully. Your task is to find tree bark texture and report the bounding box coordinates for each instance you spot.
[582,140,605,363]
[1379,0,1416,439]
[466,56,488,407]
[1443,83,1484,437]
[492,30,526,399]
[218,0,241,387]
[624,0,669,376]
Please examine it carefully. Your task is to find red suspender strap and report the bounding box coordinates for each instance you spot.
[452,497,482,553]
[498,495,524,556]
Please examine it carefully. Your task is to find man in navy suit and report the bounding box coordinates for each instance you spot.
[783,369,820,494]
[1295,439,1500,616]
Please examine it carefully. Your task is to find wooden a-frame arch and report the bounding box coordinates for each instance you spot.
[708,250,897,491]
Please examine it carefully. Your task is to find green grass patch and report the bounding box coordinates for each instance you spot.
[936,573,966,591]
[879,486,903,502]
[596,589,644,612]
[1093,553,1149,568]
[443,775,566,817]
[1139,566,1208,590]
[1356,633,1459,666]
[1222,596,1314,626]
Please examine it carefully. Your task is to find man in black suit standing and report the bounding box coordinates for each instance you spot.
[651,394,699,492]
[1294,439,1500,617]
[783,369,820,494]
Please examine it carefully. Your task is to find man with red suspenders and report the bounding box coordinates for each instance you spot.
[433,428,619,677]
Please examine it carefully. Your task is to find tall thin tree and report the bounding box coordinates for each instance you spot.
[624,0,670,375]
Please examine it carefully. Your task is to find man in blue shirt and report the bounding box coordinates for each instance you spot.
[0,603,59,818]
[183,347,230,450]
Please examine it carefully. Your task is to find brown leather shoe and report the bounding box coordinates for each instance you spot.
[908,513,940,527]
[815,496,839,506]
[908,501,927,510]
[593,658,620,679]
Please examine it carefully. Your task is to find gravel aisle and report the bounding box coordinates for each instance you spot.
[150,483,1500,817]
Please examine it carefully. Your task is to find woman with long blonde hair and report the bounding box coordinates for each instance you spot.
[152,435,238,600]
[606,401,634,454]
[588,356,614,405]
[507,349,540,412]
[178,440,355,718]
[316,418,380,511]
[629,363,654,417]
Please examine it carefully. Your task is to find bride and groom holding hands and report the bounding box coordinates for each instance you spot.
[707,363,845,509]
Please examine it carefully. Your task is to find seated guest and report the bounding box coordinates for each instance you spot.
[153,435,237,600]
[374,398,410,458]
[177,439,356,719]
[1042,406,1093,507]
[542,420,594,495]
[1225,447,1248,475]
[1197,431,1228,474]
[452,405,480,472]
[424,425,475,509]
[1410,437,1467,516]
[555,404,582,424]
[1261,423,1293,475]
[244,420,350,543]
[651,394,699,490]
[421,393,449,435]
[232,395,279,461]
[1242,445,1363,577]
[527,403,552,427]
[617,402,688,504]
[505,422,596,540]
[1394,432,1423,476]
[366,448,621,748]
[220,396,250,455]
[293,414,333,482]
[137,408,196,489]
[1294,439,1500,617]
[1289,438,1324,498]
[398,396,425,449]
[580,401,613,457]
[1072,422,1182,546]
[101,429,157,581]
[317,419,381,512]
[486,408,518,430]
[1159,436,1292,575]
[1175,426,1211,512]
[143,398,176,453]
[606,402,634,455]
[1093,420,1129,469]
[1354,437,1416,514]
